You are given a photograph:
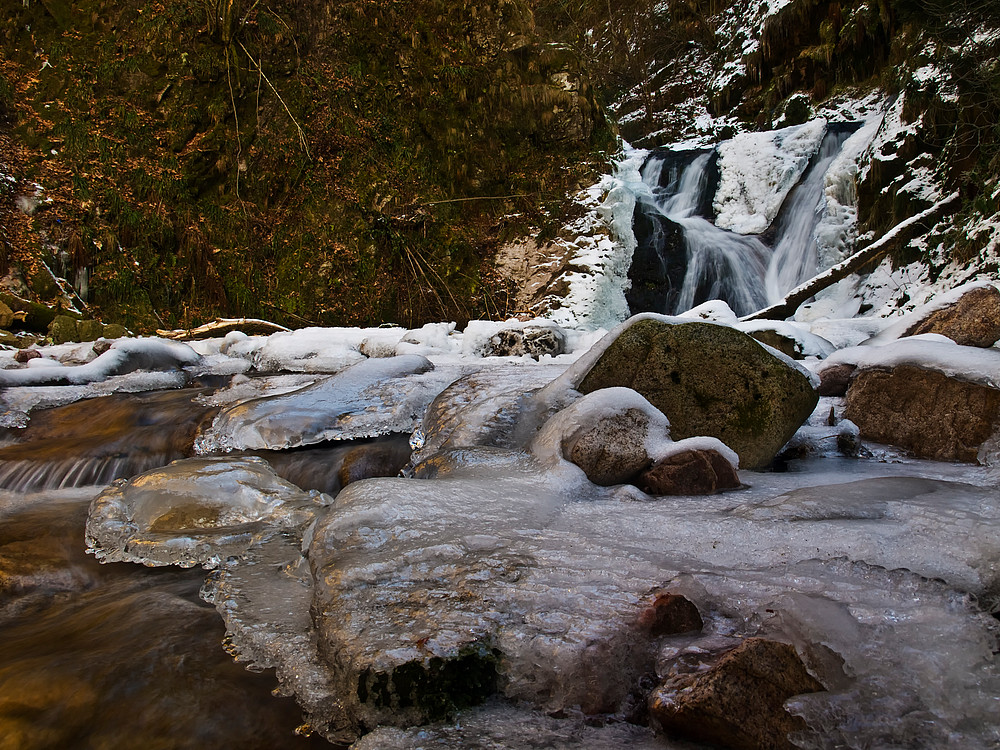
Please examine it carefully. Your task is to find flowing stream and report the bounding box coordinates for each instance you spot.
[0,389,412,749]
[2,336,999,749]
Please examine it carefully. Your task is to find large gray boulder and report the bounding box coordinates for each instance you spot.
[574,319,818,470]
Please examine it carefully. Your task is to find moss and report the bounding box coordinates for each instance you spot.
[356,643,501,723]
[1,0,610,331]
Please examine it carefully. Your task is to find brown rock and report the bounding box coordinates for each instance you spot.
[564,408,654,486]
[337,439,414,487]
[844,364,1000,462]
[816,363,856,396]
[903,285,1000,347]
[577,320,818,470]
[0,300,13,329]
[639,449,741,495]
[650,638,825,750]
[14,348,41,363]
[636,593,703,636]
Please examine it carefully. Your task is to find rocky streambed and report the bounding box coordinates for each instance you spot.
[2,290,1000,748]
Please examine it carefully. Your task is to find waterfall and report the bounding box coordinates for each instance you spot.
[765,127,857,304]
[627,123,860,317]
[630,150,770,316]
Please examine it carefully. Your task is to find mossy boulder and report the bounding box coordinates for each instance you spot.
[47,315,80,344]
[0,300,13,329]
[76,319,104,342]
[577,319,818,470]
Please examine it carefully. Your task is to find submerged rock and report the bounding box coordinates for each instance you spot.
[85,457,328,568]
[844,364,1000,462]
[649,638,825,750]
[635,592,704,636]
[571,318,818,470]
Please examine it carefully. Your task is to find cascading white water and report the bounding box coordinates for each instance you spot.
[636,153,769,316]
[765,128,856,304]
[631,124,859,317]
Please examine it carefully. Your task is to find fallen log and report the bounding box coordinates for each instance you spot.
[156,317,291,341]
[744,192,960,322]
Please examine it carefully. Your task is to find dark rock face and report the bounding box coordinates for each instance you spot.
[650,638,825,750]
[627,149,720,316]
[563,408,655,486]
[638,449,741,495]
[902,285,1000,347]
[816,363,856,396]
[636,593,703,636]
[627,210,687,315]
[577,319,818,470]
[843,364,1000,462]
[486,326,566,359]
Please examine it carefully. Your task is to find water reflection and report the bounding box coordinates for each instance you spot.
[0,383,357,748]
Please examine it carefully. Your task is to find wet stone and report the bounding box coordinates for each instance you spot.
[650,638,825,750]
[638,449,741,496]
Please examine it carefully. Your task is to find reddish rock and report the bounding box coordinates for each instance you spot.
[843,364,1000,462]
[636,593,703,636]
[816,363,856,396]
[14,349,41,363]
[650,638,825,750]
[903,285,1000,347]
[638,449,741,495]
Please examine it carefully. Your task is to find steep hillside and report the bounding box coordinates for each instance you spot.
[547,0,1000,310]
[0,0,612,332]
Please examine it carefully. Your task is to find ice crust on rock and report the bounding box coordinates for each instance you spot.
[85,457,329,569]
[194,355,448,453]
[0,338,200,387]
[291,454,1000,744]
[407,361,569,470]
[825,335,1000,388]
